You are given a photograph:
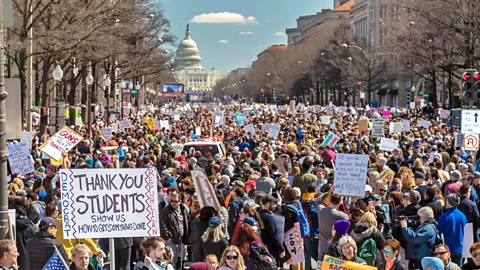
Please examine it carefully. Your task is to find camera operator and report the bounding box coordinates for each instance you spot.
[401,206,437,270]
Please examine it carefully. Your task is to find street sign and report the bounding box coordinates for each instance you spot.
[461,109,480,134]
[464,134,479,151]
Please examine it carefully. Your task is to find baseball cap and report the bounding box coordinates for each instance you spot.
[231,180,245,189]
[261,195,279,205]
[245,180,256,189]
[414,172,425,179]
[242,217,256,227]
[451,170,461,179]
[474,172,480,179]
[208,216,224,228]
[39,217,60,230]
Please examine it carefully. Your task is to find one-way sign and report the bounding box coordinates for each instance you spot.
[461,109,480,134]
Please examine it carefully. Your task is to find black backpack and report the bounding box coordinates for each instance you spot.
[250,247,277,270]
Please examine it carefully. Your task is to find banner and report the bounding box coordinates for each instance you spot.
[102,127,113,140]
[59,168,160,239]
[191,169,221,211]
[118,120,133,130]
[39,127,82,161]
[321,255,377,270]
[7,142,35,175]
[284,222,305,265]
[333,154,368,197]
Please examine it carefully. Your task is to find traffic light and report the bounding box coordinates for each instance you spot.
[131,89,138,95]
[260,89,264,93]
[357,82,362,87]
[424,93,429,99]
[462,69,477,100]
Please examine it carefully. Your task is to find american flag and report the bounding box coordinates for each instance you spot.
[42,248,69,270]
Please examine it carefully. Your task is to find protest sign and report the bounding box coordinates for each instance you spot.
[379,138,399,152]
[372,118,385,138]
[186,112,194,119]
[390,122,403,134]
[173,113,180,121]
[321,116,331,125]
[403,120,411,132]
[464,223,474,258]
[440,110,451,119]
[59,168,160,239]
[145,118,156,130]
[39,126,82,161]
[191,169,221,211]
[333,154,368,197]
[118,120,133,130]
[284,222,305,265]
[195,127,202,136]
[358,120,369,132]
[235,112,244,126]
[267,123,281,140]
[158,120,169,131]
[419,119,431,128]
[214,112,224,126]
[102,127,113,140]
[321,133,340,147]
[21,131,35,149]
[244,124,255,136]
[7,142,35,175]
[321,255,377,270]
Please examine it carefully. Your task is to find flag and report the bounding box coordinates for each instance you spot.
[42,248,69,270]
[321,133,340,147]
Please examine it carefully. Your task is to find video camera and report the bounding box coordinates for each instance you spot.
[394,215,420,229]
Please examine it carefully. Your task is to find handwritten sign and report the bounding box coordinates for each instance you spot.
[267,123,281,140]
[284,222,305,265]
[440,110,451,119]
[321,255,377,270]
[102,127,113,140]
[333,154,368,197]
[59,168,159,239]
[390,122,403,134]
[244,124,255,136]
[7,142,35,175]
[39,126,82,161]
[21,131,35,149]
[118,120,133,130]
[403,120,411,132]
[145,118,156,130]
[372,118,385,138]
[191,169,221,210]
[379,138,399,152]
[321,116,331,125]
[358,120,369,132]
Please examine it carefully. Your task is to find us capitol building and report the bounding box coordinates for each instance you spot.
[173,25,229,101]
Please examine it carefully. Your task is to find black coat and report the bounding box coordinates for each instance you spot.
[458,196,480,233]
[159,204,189,244]
[259,209,285,259]
[419,198,443,220]
[15,217,36,270]
[378,259,407,270]
[350,223,386,267]
[201,237,229,261]
[26,231,68,270]
[189,218,209,262]
[392,203,421,247]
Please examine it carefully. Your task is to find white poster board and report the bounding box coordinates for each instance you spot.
[39,127,82,161]
[284,222,305,265]
[21,131,34,149]
[244,124,255,136]
[267,123,281,140]
[463,223,474,258]
[191,169,221,210]
[321,116,331,125]
[402,120,411,132]
[390,122,403,134]
[118,120,133,130]
[7,142,35,175]
[372,118,385,138]
[379,138,399,152]
[102,127,113,140]
[160,120,170,131]
[419,119,431,128]
[59,168,160,239]
[333,154,368,197]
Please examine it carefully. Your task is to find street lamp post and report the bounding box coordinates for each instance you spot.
[86,72,94,133]
[104,75,111,125]
[120,81,126,119]
[342,43,372,105]
[52,65,64,132]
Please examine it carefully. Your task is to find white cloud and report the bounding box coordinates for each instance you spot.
[240,31,255,35]
[275,32,287,36]
[219,40,229,43]
[190,12,259,24]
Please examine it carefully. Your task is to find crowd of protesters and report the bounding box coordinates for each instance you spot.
[4,102,480,270]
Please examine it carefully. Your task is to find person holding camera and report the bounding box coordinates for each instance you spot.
[392,191,422,256]
[401,206,437,270]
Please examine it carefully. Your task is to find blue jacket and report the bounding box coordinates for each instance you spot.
[437,207,467,254]
[402,221,436,260]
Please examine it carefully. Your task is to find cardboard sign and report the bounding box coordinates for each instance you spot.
[284,222,305,265]
[39,126,82,161]
[333,154,368,197]
[191,169,221,211]
[372,118,385,138]
[379,138,399,152]
[321,255,377,270]
[59,168,160,239]
[118,120,133,130]
[7,142,35,175]
[358,120,369,132]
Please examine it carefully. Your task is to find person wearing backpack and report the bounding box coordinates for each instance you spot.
[350,212,385,267]
[25,191,45,225]
[232,224,276,270]
[283,187,309,270]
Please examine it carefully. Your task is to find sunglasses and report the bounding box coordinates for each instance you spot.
[170,200,179,204]
[472,252,480,258]
[379,189,387,192]
[434,251,448,256]
[382,249,392,254]
[226,255,238,260]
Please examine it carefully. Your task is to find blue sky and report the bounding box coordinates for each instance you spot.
[160,0,332,72]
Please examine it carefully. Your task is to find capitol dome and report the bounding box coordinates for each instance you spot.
[174,25,203,71]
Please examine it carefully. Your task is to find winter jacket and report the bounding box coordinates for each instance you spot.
[189,218,209,262]
[259,209,285,260]
[401,220,437,261]
[337,255,367,265]
[28,201,46,224]
[458,196,480,238]
[228,197,247,237]
[201,236,229,262]
[69,262,95,270]
[16,216,36,270]
[419,198,443,220]
[255,176,275,195]
[55,214,101,258]
[350,223,386,266]
[461,260,480,270]
[392,203,421,248]
[378,259,407,270]
[26,231,68,270]
[159,204,189,245]
[438,207,467,254]
[325,241,341,258]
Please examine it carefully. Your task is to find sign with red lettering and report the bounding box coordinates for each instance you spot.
[284,222,305,265]
[39,126,82,160]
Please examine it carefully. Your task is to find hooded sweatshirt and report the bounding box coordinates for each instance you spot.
[255,176,275,195]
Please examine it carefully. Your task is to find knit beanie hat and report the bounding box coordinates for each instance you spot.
[334,220,351,236]
[421,257,444,270]
[447,193,460,207]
